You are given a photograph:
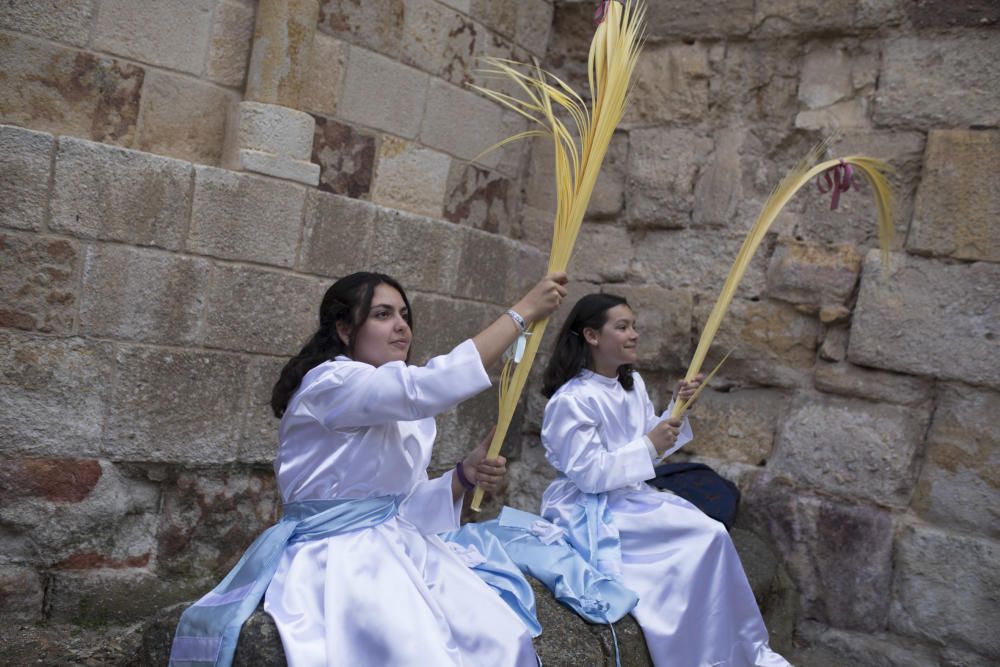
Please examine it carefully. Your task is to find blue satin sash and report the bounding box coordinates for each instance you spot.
[169,496,399,667]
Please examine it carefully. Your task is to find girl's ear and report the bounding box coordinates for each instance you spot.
[335,320,352,347]
[582,327,600,347]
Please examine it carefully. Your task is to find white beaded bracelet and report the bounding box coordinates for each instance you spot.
[505,309,527,333]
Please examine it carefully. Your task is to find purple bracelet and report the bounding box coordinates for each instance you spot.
[455,461,475,491]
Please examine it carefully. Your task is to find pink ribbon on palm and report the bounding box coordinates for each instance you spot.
[817,159,853,210]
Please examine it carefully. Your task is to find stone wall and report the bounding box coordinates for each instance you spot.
[2,1,1000,665]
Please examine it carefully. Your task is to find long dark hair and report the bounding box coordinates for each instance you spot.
[541,293,635,398]
[270,272,413,418]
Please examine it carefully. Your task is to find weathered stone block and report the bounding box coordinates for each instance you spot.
[599,283,691,372]
[48,568,204,625]
[849,251,1000,389]
[875,34,1000,129]
[454,227,518,304]
[398,0,464,78]
[79,245,209,346]
[469,0,516,39]
[692,128,743,228]
[368,209,461,294]
[505,434,558,513]
[444,163,517,235]
[503,240,548,307]
[407,291,495,367]
[0,33,144,146]
[568,223,633,283]
[771,392,929,507]
[371,137,451,218]
[93,0,214,75]
[0,124,53,232]
[240,357,285,464]
[587,131,628,219]
[0,565,44,622]
[798,45,854,109]
[765,239,862,309]
[907,0,1000,28]
[298,189,377,277]
[813,362,933,406]
[0,0,95,47]
[692,298,821,388]
[201,264,326,356]
[205,0,255,88]
[51,136,192,249]
[188,166,306,267]
[136,71,235,166]
[156,467,280,580]
[515,0,553,56]
[754,0,903,34]
[634,229,772,300]
[908,130,1000,263]
[300,33,347,117]
[0,231,79,333]
[338,46,428,139]
[624,43,710,126]
[792,621,941,667]
[420,78,506,168]
[0,332,111,457]
[644,0,753,38]
[627,128,712,228]
[745,479,894,632]
[818,326,848,362]
[311,115,376,198]
[0,458,103,504]
[432,385,500,471]
[317,0,405,59]
[104,345,247,462]
[686,388,790,465]
[233,101,315,162]
[709,40,800,123]
[912,383,1000,539]
[890,523,1000,657]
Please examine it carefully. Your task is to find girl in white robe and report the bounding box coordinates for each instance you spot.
[263,270,567,667]
[539,293,791,667]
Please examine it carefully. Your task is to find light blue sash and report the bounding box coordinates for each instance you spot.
[169,496,399,667]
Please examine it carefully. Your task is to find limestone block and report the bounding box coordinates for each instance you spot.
[765,239,862,308]
[515,0,553,56]
[0,125,53,232]
[454,227,518,304]
[634,229,771,299]
[79,245,209,346]
[771,393,929,506]
[745,480,894,632]
[792,621,941,667]
[312,115,376,198]
[0,0,95,47]
[875,34,1000,129]
[798,46,855,109]
[0,566,44,622]
[243,0,320,107]
[406,291,495,366]
[298,189,378,277]
[644,0,753,38]
[235,102,316,161]
[201,264,326,356]
[300,33,347,117]
[0,231,78,334]
[338,46,428,139]
[909,130,1000,263]
[0,332,111,457]
[794,99,870,131]
[399,0,461,77]
[890,523,1000,657]
[568,223,633,283]
[624,43,710,126]
[51,136,193,250]
[686,388,790,465]
[628,128,712,228]
[0,460,158,569]
[907,1,1000,28]
[104,345,247,462]
[432,386,500,470]
[371,137,451,218]
[691,298,821,388]
[503,240,548,307]
[155,468,280,580]
[240,357,286,463]
[912,383,1000,539]
[188,166,307,268]
[709,40,800,123]
[0,33,144,146]
[791,131,925,249]
[368,208,462,294]
[234,148,320,186]
[420,78,505,168]
[444,163,517,235]
[598,283,691,372]
[817,326,848,362]
[48,568,206,625]
[849,251,1000,389]
[205,0,255,88]
[813,362,933,406]
[317,0,405,59]
[753,0,903,34]
[505,435,558,512]
[692,128,743,227]
[588,131,629,219]
[469,0,516,38]
[93,0,214,75]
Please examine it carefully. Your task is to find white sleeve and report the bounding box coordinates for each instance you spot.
[298,339,492,429]
[398,470,462,535]
[540,394,656,494]
[652,398,694,460]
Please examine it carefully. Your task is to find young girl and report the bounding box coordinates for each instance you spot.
[171,271,566,667]
[539,293,791,667]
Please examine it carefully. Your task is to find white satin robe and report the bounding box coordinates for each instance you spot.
[264,340,538,667]
[540,370,791,667]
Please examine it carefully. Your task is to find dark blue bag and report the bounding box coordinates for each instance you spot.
[648,462,740,530]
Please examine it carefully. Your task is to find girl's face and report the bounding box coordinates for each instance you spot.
[345,284,411,367]
[584,304,639,370]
